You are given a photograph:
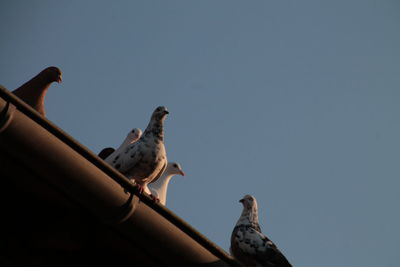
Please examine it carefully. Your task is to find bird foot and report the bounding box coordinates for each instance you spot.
[135,184,144,194]
[150,194,160,203]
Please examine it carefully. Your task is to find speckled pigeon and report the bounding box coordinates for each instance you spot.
[103,128,142,164]
[12,66,62,116]
[110,106,169,195]
[149,162,185,205]
[230,195,292,267]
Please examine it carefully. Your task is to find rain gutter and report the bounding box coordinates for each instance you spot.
[0,85,242,266]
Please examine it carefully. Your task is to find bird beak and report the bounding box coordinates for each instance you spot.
[164,110,169,115]
[57,75,62,83]
[239,199,244,203]
[179,170,185,176]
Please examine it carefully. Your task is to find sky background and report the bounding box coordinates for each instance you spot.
[1,1,400,266]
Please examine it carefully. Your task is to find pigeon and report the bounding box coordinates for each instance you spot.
[110,106,169,196]
[103,128,142,163]
[148,162,185,205]
[98,128,142,161]
[12,66,62,116]
[230,195,292,267]
[98,147,116,160]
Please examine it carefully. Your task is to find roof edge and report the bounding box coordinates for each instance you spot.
[0,85,241,266]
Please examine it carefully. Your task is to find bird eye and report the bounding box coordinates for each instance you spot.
[156,107,161,112]
[173,164,177,168]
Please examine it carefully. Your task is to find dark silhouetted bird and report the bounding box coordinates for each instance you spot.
[12,66,62,116]
[98,147,115,160]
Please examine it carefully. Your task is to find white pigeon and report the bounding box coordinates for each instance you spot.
[104,128,142,164]
[110,106,169,196]
[230,195,292,267]
[149,162,185,205]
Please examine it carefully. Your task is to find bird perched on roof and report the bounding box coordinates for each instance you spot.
[149,162,185,205]
[110,106,169,196]
[99,128,142,163]
[98,147,115,160]
[230,195,292,267]
[12,66,62,116]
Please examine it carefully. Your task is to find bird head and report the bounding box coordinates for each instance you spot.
[151,106,169,122]
[239,195,258,211]
[41,66,62,83]
[167,162,185,176]
[127,128,142,142]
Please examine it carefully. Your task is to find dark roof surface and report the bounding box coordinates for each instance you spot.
[0,86,242,267]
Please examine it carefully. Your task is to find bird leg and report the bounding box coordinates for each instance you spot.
[149,194,160,203]
[135,184,144,194]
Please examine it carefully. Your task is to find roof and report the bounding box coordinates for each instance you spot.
[0,85,242,267]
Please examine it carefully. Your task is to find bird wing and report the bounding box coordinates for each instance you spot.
[149,160,167,184]
[113,142,143,175]
[104,131,141,164]
[232,226,292,267]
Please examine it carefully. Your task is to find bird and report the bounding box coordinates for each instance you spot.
[110,106,169,196]
[102,128,142,163]
[98,128,142,161]
[148,162,185,205]
[12,66,62,116]
[230,195,292,267]
[98,147,116,160]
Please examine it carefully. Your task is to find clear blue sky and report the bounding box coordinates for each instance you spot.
[1,1,400,266]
